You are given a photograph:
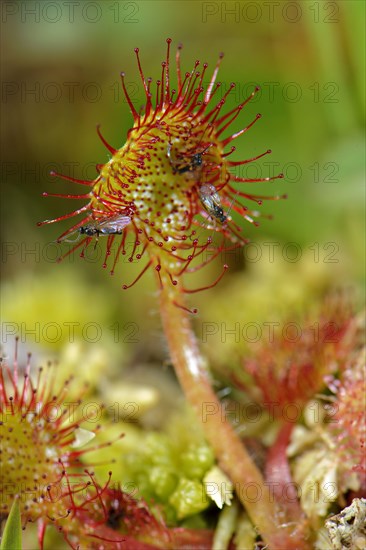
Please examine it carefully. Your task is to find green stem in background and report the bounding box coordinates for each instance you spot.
[159,282,311,549]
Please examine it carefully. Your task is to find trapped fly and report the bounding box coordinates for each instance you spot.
[167,143,211,175]
[197,184,228,224]
[60,214,131,243]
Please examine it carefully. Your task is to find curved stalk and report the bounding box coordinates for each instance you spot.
[159,283,311,549]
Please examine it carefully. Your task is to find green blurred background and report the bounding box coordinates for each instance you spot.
[1,0,365,362]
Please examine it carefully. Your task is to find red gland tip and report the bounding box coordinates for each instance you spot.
[166,37,172,44]
[173,300,198,314]
[50,171,56,176]
[256,113,262,119]
[278,173,285,178]
[267,149,272,154]
[255,86,261,92]
[42,192,48,196]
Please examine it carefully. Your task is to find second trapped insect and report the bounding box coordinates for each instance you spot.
[197,184,228,224]
[167,143,211,175]
[61,214,131,243]
[167,142,228,225]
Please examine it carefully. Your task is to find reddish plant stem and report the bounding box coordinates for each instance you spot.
[265,422,304,521]
[159,283,311,549]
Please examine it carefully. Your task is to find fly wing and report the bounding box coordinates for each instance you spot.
[98,215,131,234]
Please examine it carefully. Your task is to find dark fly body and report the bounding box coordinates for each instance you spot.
[197,184,228,224]
[61,214,131,243]
[167,143,211,175]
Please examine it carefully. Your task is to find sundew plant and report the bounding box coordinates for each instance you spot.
[2,36,365,550]
[38,38,291,545]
